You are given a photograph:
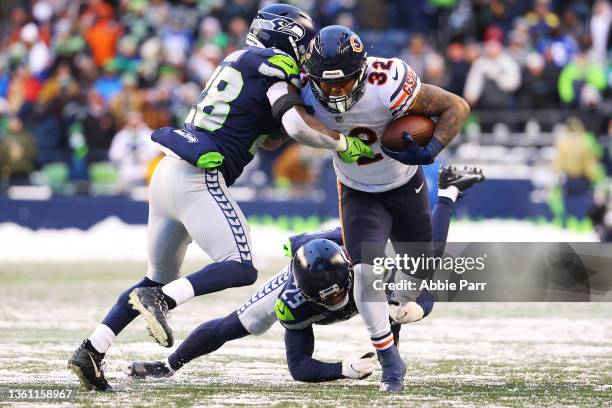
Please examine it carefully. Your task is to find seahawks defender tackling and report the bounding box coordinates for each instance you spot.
[126,166,484,383]
[301,26,472,391]
[67,5,374,392]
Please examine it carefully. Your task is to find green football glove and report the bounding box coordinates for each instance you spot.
[196,152,224,169]
[338,136,374,164]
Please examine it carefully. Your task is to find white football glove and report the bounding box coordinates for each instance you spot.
[389,301,425,324]
[341,352,377,379]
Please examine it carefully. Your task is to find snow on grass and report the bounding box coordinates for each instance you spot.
[0,217,598,263]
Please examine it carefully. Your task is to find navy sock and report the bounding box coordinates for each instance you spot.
[432,197,454,256]
[186,260,257,297]
[101,277,162,335]
[168,311,249,370]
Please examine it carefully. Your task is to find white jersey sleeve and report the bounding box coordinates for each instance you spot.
[375,57,421,118]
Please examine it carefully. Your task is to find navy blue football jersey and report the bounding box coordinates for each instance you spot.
[283,227,344,258]
[180,46,300,186]
[276,226,356,329]
[274,271,358,330]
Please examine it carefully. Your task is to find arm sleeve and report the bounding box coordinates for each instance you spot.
[284,326,344,383]
[266,82,346,151]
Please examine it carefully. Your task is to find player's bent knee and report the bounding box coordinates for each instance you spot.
[240,318,274,335]
[231,261,258,286]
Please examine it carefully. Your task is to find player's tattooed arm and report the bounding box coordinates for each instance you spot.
[407,84,470,146]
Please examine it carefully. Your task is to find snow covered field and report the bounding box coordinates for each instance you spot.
[1,220,609,406]
[0,217,598,263]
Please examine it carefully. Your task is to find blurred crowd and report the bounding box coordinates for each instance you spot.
[0,0,611,231]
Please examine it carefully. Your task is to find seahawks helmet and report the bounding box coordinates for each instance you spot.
[303,25,368,113]
[292,239,352,311]
[247,4,317,65]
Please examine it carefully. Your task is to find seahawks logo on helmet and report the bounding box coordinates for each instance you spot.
[251,13,306,40]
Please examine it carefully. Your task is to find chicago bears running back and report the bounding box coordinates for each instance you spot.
[126,167,484,383]
[301,26,472,392]
[67,5,375,392]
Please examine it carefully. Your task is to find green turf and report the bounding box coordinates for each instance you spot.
[0,263,610,407]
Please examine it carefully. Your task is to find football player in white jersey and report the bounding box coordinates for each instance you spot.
[300,26,472,392]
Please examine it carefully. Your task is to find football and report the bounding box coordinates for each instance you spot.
[381,115,435,150]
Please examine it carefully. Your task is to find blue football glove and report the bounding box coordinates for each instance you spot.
[380,132,444,165]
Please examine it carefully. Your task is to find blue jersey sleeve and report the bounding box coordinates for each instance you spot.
[284,326,344,382]
[283,227,344,258]
[250,47,301,90]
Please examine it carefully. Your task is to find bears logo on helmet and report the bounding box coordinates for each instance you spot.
[350,35,363,52]
[304,25,368,113]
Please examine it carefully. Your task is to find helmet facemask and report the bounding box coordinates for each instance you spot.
[309,60,368,114]
[302,270,353,311]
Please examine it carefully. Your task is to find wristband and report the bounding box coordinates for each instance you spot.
[334,133,348,152]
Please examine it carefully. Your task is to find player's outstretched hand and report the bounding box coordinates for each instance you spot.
[338,136,375,163]
[342,352,377,379]
[381,132,444,165]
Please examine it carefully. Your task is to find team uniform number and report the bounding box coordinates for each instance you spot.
[186,65,244,131]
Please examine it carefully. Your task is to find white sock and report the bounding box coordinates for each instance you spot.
[162,278,195,306]
[163,358,176,374]
[353,264,394,351]
[88,324,116,354]
[438,185,459,202]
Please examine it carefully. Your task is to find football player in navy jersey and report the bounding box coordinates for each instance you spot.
[127,166,484,384]
[68,5,374,392]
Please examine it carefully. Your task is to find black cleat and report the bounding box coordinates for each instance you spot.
[127,360,174,379]
[68,340,112,391]
[438,165,485,193]
[129,287,174,347]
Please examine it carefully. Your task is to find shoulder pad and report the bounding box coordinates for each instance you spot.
[275,298,323,330]
[275,298,296,322]
[251,47,301,88]
[369,57,421,117]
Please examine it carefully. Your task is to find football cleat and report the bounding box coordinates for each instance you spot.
[129,287,174,347]
[127,361,174,379]
[68,340,112,391]
[377,345,406,392]
[438,165,485,193]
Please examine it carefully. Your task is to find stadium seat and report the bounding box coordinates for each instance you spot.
[89,162,120,195]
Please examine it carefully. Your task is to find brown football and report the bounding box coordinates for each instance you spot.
[382,115,435,150]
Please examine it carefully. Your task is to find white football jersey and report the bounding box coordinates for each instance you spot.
[302,56,422,192]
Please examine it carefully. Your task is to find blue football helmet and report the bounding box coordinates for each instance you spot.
[292,239,352,311]
[303,25,368,113]
[247,4,317,65]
